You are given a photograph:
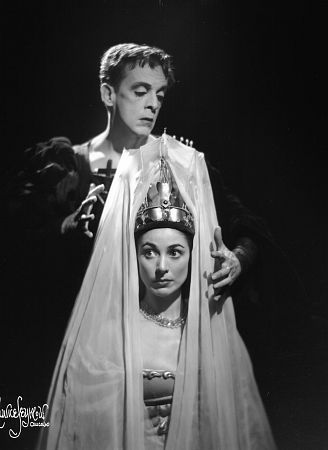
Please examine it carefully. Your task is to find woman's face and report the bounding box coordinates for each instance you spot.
[137,228,191,300]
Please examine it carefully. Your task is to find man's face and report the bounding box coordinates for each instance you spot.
[112,64,168,137]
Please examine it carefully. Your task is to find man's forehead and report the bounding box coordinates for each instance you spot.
[121,63,168,88]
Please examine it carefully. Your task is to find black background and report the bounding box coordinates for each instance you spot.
[1,1,327,449]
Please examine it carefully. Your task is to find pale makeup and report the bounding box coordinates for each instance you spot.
[137,228,190,309]
[111,64,168,138]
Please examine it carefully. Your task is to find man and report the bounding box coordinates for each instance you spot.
[60,43,175,238]
[60,43,250,290]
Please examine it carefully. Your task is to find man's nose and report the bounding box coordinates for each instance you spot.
[146,92,159,112]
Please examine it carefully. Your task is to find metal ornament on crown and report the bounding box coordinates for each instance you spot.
[134,132,195,237]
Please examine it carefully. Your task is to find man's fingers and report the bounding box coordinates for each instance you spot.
[88,184,105,197]
[78,184,105,217]
[81,195,97,208]
[79,214,95,222]
[214,226,223,250]
[213,276,231,290]
[211,250,226,259]
[83,229,94,239]
[212,266,231,281]
[63,183,104,237]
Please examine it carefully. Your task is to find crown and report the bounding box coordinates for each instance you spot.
[135,157,194,236]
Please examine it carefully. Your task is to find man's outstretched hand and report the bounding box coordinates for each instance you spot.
[61,184,105,238]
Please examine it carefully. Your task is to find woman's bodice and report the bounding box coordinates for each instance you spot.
[143,369,175,405]
[143,369,175,439]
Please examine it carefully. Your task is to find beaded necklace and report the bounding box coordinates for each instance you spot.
[139,301,187,329]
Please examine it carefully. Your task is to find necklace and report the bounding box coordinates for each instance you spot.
[139,301,187,329]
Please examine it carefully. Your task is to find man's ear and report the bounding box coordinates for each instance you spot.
[100,83,116,107]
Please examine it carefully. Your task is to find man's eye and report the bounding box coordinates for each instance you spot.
[135,90,147,97]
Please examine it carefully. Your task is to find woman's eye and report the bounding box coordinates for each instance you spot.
[169,249,181,257]
[135,90,147,97]
[157,95,165,103]
[143,249,155,258]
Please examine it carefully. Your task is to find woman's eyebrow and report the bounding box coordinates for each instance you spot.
[167,244,185,249]
[141,242,157,248]
[140,243,185,249]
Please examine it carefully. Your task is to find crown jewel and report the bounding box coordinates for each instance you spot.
[135,157,194,235]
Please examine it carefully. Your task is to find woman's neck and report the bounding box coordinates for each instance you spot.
[141,291,185,320]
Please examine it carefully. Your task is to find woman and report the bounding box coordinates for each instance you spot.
[37,134,276,449]
[138,225,191,444]
[135,157,195,445]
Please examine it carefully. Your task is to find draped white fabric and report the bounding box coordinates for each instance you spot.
[37,135,276,450]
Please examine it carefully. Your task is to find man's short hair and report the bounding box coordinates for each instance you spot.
[99,43,175,89]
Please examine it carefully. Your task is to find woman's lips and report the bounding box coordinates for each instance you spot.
[153,279,172,285]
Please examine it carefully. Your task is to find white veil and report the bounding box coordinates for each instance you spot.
[37,134,276,450]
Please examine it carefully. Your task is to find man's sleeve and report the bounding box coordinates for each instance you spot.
[206,159,274,251]
[3,136,91,240]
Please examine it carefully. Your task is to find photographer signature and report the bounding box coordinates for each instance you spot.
[0,396,49,438]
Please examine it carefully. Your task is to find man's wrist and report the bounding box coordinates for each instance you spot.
[233,237,258,273]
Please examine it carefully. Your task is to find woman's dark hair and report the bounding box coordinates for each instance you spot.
[99,43,175,89]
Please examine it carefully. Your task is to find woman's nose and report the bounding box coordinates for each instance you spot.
[156,256,168,275]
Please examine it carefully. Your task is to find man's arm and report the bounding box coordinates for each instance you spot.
[205,158,273,296]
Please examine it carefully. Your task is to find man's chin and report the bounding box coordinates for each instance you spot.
[134,125,153,137]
